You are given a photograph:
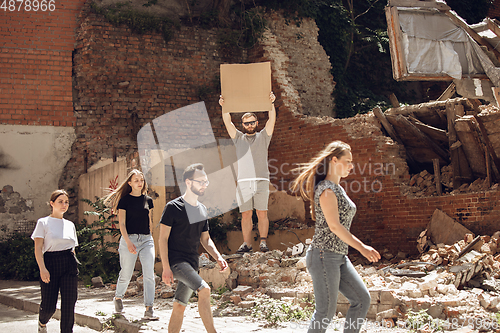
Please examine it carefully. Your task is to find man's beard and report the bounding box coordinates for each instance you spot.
[244,127,256,134]
[190,185,205,196]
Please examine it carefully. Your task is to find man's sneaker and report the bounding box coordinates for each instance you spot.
[259,242,269,252]
[236,243,252,253]
[38,321,47,333]
[143,307,159,321]
[113,298,123,314]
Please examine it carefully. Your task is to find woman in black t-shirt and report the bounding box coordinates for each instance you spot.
[104,169,158,320]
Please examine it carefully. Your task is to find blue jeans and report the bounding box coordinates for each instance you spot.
[306,246,370,333]
[115,234,156,307]
[171,261,209,307]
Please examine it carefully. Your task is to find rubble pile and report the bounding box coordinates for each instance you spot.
[97,232,499,329]
[402,167,498,198]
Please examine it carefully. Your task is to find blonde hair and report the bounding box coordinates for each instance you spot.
[103,169,148,210]
[290,141,351,220]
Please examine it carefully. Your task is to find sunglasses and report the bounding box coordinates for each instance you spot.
[243,120,257,126]
[190,179,210,186]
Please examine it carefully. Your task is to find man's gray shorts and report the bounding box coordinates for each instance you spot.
[171,262,209,306]
[236,180,269,212]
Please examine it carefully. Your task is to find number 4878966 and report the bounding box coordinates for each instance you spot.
[1,0,56,11]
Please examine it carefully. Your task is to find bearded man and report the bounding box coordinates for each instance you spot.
[219,91,276,253]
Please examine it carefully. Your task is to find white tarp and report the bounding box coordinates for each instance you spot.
[398,8,484,79]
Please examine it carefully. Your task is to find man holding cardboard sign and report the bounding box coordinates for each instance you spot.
[219,62,276,253]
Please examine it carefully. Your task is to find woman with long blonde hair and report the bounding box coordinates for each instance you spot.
[291,140,380,333]
[103,169,158,320]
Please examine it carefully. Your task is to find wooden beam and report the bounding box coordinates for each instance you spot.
[486,18,500,39]
[473,115,500,175]
[447,102,471,188]
[492,87,500,107]
[408,115,448,142]
[389,93,399,108]
[388,0,451,10]
[466,99,482,114]
[433,159,442,195]
[373,107,404,145]
[444,11,500,60]
[385,6,406,80]
[437,82,456,101]
[398,115,450,162]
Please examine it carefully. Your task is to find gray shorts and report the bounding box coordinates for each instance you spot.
[236,180,269,212]
[171,262,209,307]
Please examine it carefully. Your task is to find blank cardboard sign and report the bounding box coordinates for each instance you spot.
[220,62,272,113]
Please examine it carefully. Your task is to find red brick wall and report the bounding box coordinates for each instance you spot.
[0,0,86,126]
[489,0,500,19]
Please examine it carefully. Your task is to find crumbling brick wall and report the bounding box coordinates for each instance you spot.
[0,0,85,126]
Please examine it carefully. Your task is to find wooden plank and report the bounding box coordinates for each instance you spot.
[466,99,482,115]
[447,101,472,188]
[433,159,442,195]
[397,115,449,162]
[386,6,405,80]
[373,107,404,145]
[473,115,500,175]
[437,82,456,101]
[408,115,448,143]
[455,116,487,177]
[492,87,500,107]
[388,0,451,10]
[389,93,399,108]
[486,18,500,39]
[444,11,500,60]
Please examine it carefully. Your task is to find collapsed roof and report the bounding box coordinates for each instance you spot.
[386,0,500,104]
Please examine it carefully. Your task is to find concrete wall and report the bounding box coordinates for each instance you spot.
[0,125,76,238]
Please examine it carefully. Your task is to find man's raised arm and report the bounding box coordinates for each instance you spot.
[265,92,276,136]
[219,95,236,139]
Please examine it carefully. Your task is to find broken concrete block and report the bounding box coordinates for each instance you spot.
[376,309,399,321]
[91,276,104,288]
[281,257,300,267]
[233,285,253,296]
[267,259,280,267]
[199,264,231,290]
[426,209,473,245]
[292,243,304,256]
[296,256,307,270]
[161,289,174,298]
[380,290,396,304]
[418,279,438,291]
[230,295,242,305]
[407,289,423,298]
[427,304,445,319]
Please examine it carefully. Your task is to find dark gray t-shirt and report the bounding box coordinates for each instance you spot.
[311,180,357,255]
[233,128,271,181]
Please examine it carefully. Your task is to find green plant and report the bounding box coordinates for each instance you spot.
[0,232,39,281]
[77,197,121,285]
[90,1,177,43]
[406,309,444,331]
[251,298,314,326]
[95,310,107,316]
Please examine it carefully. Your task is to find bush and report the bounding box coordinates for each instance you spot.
[77,197,121,285]
[0,232,39,281]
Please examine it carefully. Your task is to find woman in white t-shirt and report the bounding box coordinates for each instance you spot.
[31,189,78,333]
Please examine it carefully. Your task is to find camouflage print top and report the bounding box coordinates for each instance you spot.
[311,180,357,255]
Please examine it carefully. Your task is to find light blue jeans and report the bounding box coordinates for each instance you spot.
[115,234,156,307]
[306,246,371,333]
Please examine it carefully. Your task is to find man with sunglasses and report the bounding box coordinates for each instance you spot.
[159,163,228,333]
[219,91,276,253]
